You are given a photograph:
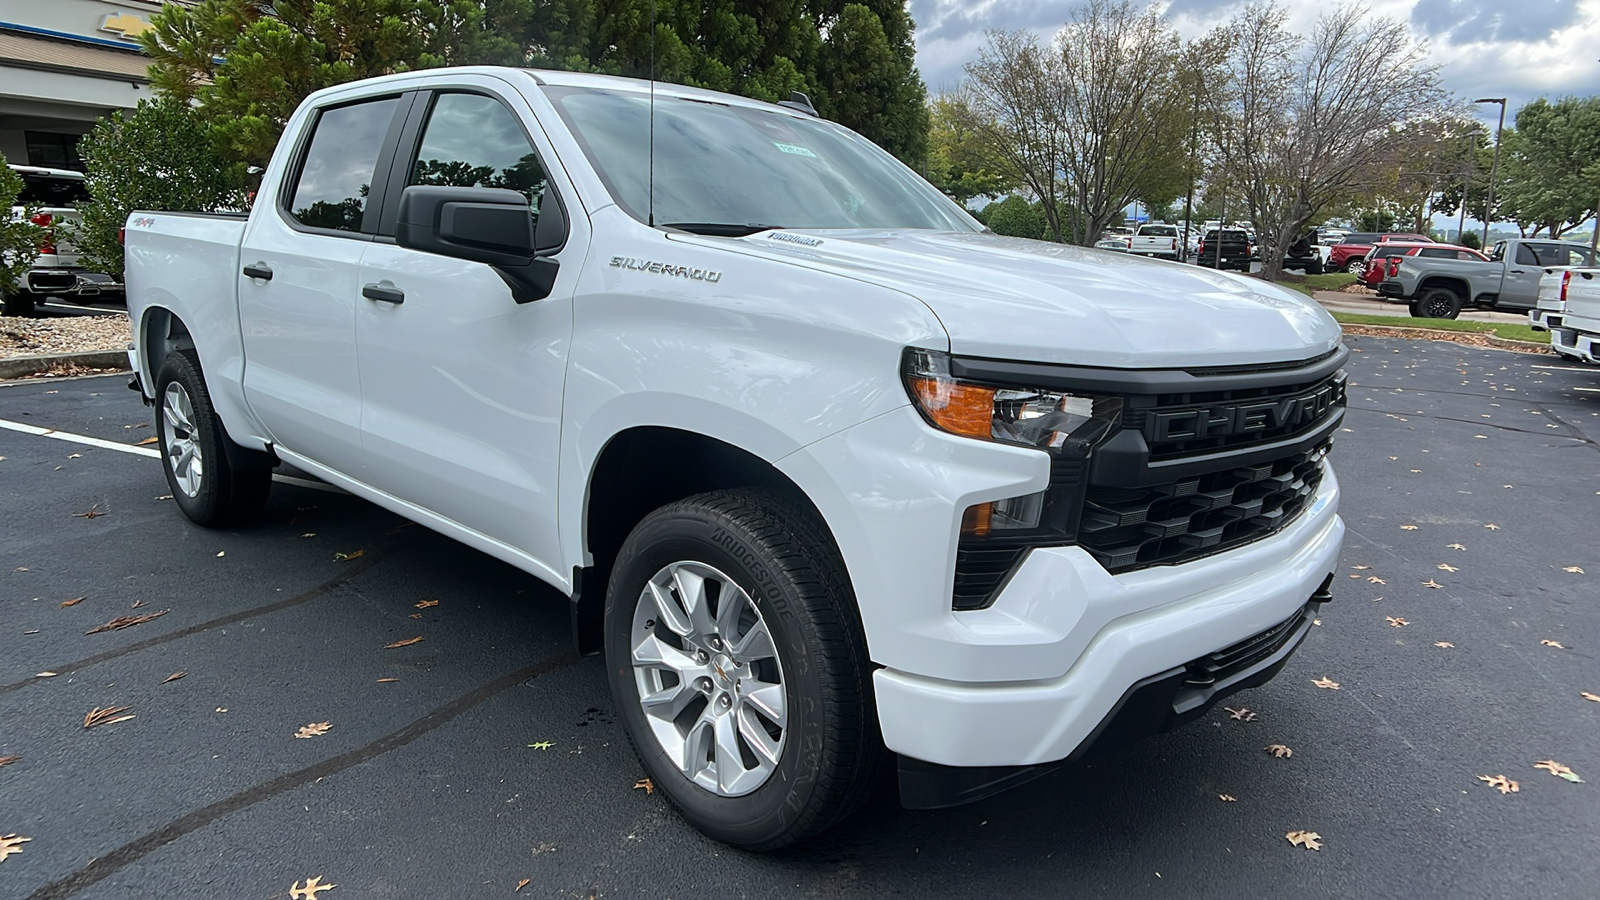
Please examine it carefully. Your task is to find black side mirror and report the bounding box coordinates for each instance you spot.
[395,185,567,304]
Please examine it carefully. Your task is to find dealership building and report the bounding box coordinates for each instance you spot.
[0,0,188,170]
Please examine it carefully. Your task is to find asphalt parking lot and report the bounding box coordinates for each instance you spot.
[3,336,1598,899]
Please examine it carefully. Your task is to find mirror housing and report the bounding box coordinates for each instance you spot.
[395,185,566,303]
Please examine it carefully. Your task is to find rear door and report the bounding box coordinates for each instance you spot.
[237,92,414,477]
[352,78,583,573]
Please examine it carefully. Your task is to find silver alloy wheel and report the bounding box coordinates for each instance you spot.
[162,382,204,498]
[1347,259,1365,277]
[630,560,787,797]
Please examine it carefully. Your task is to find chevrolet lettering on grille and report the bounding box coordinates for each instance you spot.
[1144,381,1342,444]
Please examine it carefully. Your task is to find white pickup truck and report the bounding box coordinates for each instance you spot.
[1537,267,1600,363]
[124,67,1346,849]
[1128,223,1183,261]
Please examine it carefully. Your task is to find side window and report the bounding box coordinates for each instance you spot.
[1515,244,1540,266]
[287,97,402,232]
[1488,242,1505,262]
[408,93,547,219]
[1457,251,1481,261]
[1417,247,1453,259]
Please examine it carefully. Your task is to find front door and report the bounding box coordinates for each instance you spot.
[1497,243,1546,310]
[238,94,409,477]
[354,86,579,576]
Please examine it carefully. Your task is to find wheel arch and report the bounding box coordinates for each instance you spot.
[1416,275,1470,299]
[138,305,196,391]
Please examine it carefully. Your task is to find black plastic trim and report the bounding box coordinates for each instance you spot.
[949,345,1347,396]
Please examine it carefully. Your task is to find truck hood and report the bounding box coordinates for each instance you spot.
[707,229,1342,368]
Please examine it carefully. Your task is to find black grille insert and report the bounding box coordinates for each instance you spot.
[1078,444,1327,574]
[1123,372,1345,460]
[1186,603,1313,688]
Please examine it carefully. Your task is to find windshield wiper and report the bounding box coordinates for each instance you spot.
[662,222,783,237]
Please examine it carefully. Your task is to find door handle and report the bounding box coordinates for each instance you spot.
[1509,269,1525,274]
[362,283,405,304]
[242,262,273,281]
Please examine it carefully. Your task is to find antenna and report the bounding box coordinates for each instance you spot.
[647,0,656,228]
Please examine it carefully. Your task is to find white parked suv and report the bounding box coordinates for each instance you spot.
[124,67,1346,848]
[4,164,121,315]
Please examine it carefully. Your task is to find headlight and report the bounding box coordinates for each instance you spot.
[902,348,1122,454]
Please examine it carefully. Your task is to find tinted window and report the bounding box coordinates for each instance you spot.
[287,97,401,232]
[546,86,976,232]
[15,172,89,206]
[1341,233,1380,244]
[1489,242,1506,262]
[1139,225,1176,236]
[1515,244,1540,266]
[1374,246,1413,258]
[409,93,546,216]
[1416,247,1456,259]
[1529,244,1596,267]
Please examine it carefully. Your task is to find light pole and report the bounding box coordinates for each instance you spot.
[1474,97,1506,249]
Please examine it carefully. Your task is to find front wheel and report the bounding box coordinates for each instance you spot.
[605,489,882,850]
[155,350,272,526]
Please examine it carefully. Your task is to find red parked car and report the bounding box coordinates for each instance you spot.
[1328,232,1432,275]
[1368,243,1490,291]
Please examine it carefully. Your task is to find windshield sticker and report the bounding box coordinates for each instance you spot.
[772,142,818,158]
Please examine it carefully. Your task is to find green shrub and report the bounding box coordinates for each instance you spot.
[0,154,45,301]
[985,195,1048,240]
[73,98,248,278]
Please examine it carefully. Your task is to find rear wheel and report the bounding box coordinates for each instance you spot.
[605,489,882,850]
[155,350,271,526]
[0,289,37,317]
[1344,258,1365,277]
[1414,286,1463,320]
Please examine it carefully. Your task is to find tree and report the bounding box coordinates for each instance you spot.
[962,30,1073,240]
[1494,97,1600,238]
[1204,2,1451,280]
[0,155,45,311]
[73,98,249,278]
[925,94,1015,204]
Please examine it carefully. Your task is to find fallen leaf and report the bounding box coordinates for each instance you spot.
[1312,676,1341,690]
[130,600,145,609]
[289,876,337,899]
[1312,619,1322,626]
[83,705,134,729]
[1285,830,1322,850]
[0,833,31,862]
[1434,641,1454,648]
[528,740,554,750]
[300,532,317,538]
[1474,434,1488,439]
[376,677,398,683]
[295,721,332,739]
[85,610,168,634]
[1386,617,1409,627]
[1437,564,1458,573]
[414,599,439,609]
[1541,639,1565,649]
[161,671,186,684]
[1218,794,1236,802]
[1583,692,1600,703]
[516,879,531,892]
[1478,774,1519,794]
[1351,565,1370,570]
[1563,566,1585,574]
[1224,707,1257,721]
[215,707,228,713]
[0,754,19,767]
[68,453,81,459]
[1448,543,1467,551]
[1533,760,1581,782]
[409,613,422,619]
[73,504,105,519]
[58,596,85,608]
[633,777,655,795]
[1485,523,1500,530]
[36,672,57,677]
[1367,576,1386,584]
[136,436,159,446]
[333,550,365,562]
[155,494,172,501]
[1264,744,1293,758]
[1421,579,1442,589]
[384,636,424,649]
[1400,524,1419,531]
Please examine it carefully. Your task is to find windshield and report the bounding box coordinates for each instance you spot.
[15,171,88,206]
[1139,225,1175,236]
[544,86,978,233]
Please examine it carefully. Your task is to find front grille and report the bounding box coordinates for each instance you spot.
[1122,371,1344,460]
[1185,603,1313,687]
[1077,443,1327,574]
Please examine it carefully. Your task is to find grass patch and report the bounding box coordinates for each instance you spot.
[1331,312,1547,344]
[1276,272,1357,296]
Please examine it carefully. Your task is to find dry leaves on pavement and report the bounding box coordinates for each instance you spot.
[58,596,84,608]
[1312,677,1341,690]
[1225,707,1257,721]
[85,610,167,634]
[1437,564,1458,573]
[83,705,134,729]
[294,722,332,739]
[1264,744,1293,758]
[73,504,106,519]
[1485,523,1500,530]
[1387,617,1409,627]
[1541,640,1565,649]
[1478,774,1519,794]
[1447,543,1467,551]
[1218,794,1236,802]
[333,550,365,562]
[1563,566,1585,574]
[633,777,655,795]
[0,833,31,862]
[289,876,337,899]
[1400,524,1419,531]
[517,879,531,892]
[1583,692,1600,703]
[1435,641,1454,648]
[135,436,158,446]
[376,677,398,683]
[415,598,439,609]
[1367,576,1386,584]
[1421,579,1442,589]
[1285,830,1322,850]
[161,671,186,684]
[384,636,424,649]
[528,741,554,750]
[1533,760,1584,783]
[0,754,20,768]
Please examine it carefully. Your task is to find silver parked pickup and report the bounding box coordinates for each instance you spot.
[1376,237,1595,319]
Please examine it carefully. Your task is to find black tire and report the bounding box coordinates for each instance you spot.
[1307,259,1324,276]
[0,289,37,317]
[154,349,271,526]
[604,488,882,850]
[1406,300,1425,318]
[1344,258,1365,275]
[1414,286,1463,320]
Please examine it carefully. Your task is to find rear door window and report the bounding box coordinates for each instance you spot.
[286,96,403,233]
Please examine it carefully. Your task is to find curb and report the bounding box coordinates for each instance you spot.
[1338,323,1550,354]
[0,350,130,379]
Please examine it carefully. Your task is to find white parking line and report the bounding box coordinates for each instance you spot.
[1574,387,1600,394]
[0,417,346,493]
[1531,365,1594,372]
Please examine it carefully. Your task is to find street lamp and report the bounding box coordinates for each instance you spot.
[1474,97,1506,249]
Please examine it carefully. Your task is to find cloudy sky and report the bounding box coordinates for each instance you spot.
[910,0,1600,126]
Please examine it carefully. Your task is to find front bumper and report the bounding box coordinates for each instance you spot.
[873,465,1342,773]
